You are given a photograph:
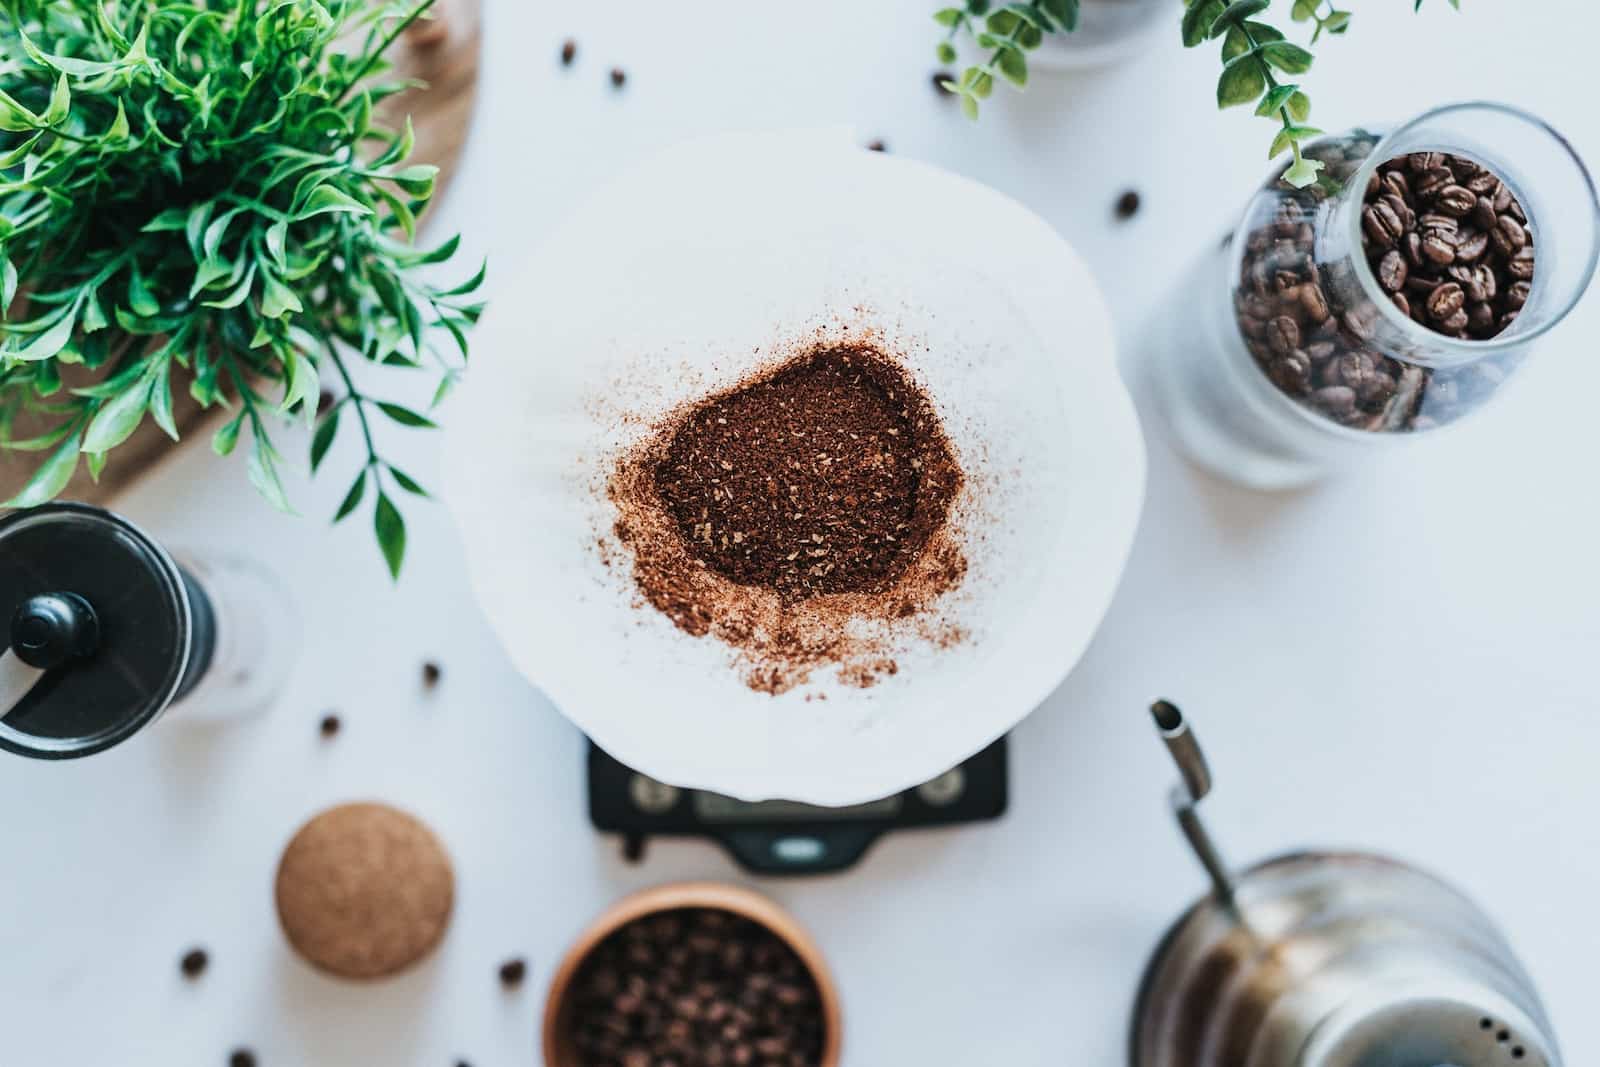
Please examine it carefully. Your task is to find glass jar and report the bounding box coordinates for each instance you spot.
[1152,102,1600,489]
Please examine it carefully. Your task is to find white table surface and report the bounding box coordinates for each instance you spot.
[3,2,1598,1065]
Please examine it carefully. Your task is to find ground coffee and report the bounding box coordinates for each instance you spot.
[654,347,959,600]
[606,340,968,694]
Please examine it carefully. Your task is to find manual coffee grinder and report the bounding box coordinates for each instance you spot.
[0,502,297,759]
[1134,700,1561,1067]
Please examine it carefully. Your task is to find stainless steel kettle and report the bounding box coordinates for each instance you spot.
[1132,701,1561,1067]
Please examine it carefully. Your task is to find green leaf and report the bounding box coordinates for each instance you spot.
[310,408,340,472]
[934,7,964,27]
[1287,91,1312,122]
[1278,124,1322,152]
[439,260,488,298]
[149,357,178,440]
[247,428,294,514]
[373,490,406,578]
[995,47,1028,87]
[127,267,160,317]
[1260,41,1315,73]
[1291,0,1318,19]
[1221,25,1252,61]
[1256,83,1300,117]
[1283,154,1326,188]
[936,41,958,63]
[1,258,16,309]
[82,373,153,453]
[43,74,71,126]
[1209,0,1271,37]
[213,413,245,456]
[1216,54,1267,109]
[12,305,80,362]
[296,184,372,221]
[388,465,428,497]
[5,430,81,507]
[261,272,304,318]
[1182,0,1227,47]
[0,90,37,132]
[376,401,436,428]
[333,469,367,523]
[1324,11,1351,32]
[105,99,130,141]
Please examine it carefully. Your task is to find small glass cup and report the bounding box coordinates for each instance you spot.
[1150,102,1600,489]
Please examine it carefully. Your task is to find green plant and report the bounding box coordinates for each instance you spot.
[0,0,484,577]
[935,0,1460,187]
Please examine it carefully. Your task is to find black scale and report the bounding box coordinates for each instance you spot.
[588,736,1007,876]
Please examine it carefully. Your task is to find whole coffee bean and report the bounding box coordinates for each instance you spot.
[1408,151,1447,174]
[1390,291,1411,317]
[1376,250,1408,292]
[1265,315,1300,355]
[1419,212,1458,237]
[1307,340,1337,360]
[1508,245,1536,281]
[1453,229,1489,262]
[1499,309,1521,331]
[1439,308,1470,333]
[1466,170,1498,195]
[1420,234,1456,266]
[1268,350,1313,395]
[1312,386,1358,418]
[1363,201,1405,246]
[1506,280,1531,310]
[1468,302,1495,333]
[1404,231,1425,268]
[1413,166,1454,201]
[1298,283,1330,323]
[1358,372,1398,409]
[1341,309,1375,341]
[1382,193,1415,232]
[1473,196,1498,231]
[1381,171,1410,202]
[1426,282,1466,321]
[1490,216,1527,256]
[1436,185,1476,217]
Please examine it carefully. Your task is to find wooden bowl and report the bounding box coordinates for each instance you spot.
[542,882,843,1067]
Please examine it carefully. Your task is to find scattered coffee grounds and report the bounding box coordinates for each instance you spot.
[1115,189,1141,220]
[610,67,627,89]
[608,340,969,694]
[499,957,527,989]
[421,661,442,689]
[655,348,957,600]
[318,713,340,738]
[180,947,209,979]
[1235,136,1536,432]
[228,1050,256,1067]
[866,138,887,153]
[564,908,826,1067]
[932,70,955,95]
[561,39,578,66]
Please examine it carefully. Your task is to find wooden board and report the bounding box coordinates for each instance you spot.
[0,0,482,505]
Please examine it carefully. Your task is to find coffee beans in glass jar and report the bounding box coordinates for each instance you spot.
[564,908,827,1067]
[1233,135,1535,434]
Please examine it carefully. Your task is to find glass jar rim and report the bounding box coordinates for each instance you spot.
[1345,100,1600,363]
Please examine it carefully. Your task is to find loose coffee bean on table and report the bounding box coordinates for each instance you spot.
[1234,138,1536,433]
[180,947,209,979]
[565,908,826,1067]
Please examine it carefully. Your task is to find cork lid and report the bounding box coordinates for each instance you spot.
[274,802,454,980]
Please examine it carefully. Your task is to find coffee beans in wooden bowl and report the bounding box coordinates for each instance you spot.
[1232,133,1536,434]
[544,885,841,1067]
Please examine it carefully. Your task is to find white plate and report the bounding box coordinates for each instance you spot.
[445,131,1145,805]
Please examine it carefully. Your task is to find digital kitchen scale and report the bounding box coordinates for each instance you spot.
[588,737,1007,875]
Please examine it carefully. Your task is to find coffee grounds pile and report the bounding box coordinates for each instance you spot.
[655,348,959,600]
[606,341,968,694]
[564,908,826,1067]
